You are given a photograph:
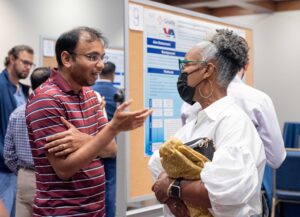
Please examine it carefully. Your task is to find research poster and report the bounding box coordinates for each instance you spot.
[143,8,245,156]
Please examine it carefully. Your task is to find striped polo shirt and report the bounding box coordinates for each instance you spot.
[26,69,107,217]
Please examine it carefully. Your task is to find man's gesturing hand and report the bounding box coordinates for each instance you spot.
[109,99,152,133]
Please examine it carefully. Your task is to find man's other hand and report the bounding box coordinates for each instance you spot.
[45,117,92,157]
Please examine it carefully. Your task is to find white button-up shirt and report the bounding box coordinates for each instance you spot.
[228,76,286,169]
[180,76,286,169]
[148,96,266,217]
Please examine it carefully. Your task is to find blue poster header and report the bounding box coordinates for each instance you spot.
[147,38,175,48]
[115,72,125,76]
[148,67,180,75]
[147,48,185,57]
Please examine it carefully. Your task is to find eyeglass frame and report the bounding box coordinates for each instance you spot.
[178,59,207,71]
[68,51,108,64]
[18,58,36,68]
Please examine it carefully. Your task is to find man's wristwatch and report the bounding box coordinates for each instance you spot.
[169,179,182,198]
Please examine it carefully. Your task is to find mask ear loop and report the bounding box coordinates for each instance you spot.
[198,79,213,99]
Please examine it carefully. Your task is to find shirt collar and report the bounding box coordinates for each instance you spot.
[99,79,112,83]
[3,69,10,82]
[198,96,235,121]
[3,69,17,88]
[51,68,83,95]
[232,75,243,84]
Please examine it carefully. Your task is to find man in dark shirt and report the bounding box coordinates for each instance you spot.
[4,67,51,217]
[0,45,34,217]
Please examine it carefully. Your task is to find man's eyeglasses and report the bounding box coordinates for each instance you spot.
[69,52,108,64]
[19,58,36,68]
[178,59,207,71]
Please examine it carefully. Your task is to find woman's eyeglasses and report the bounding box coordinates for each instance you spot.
[178,59,207,71]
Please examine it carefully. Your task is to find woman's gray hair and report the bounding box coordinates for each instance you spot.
[197,29,249,88]
[196,41,217,63]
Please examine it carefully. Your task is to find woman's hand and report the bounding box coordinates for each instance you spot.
[152,172,172,204]
[166,198,190,217]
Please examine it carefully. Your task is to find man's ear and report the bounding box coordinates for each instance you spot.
[10,55,16,63]
[61,51,73,68]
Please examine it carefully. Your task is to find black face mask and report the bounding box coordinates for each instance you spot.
[177,72,196,105]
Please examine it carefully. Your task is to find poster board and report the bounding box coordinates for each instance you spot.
[125,0,253,202]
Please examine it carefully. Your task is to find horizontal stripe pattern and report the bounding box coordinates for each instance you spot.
[26,70,107,216]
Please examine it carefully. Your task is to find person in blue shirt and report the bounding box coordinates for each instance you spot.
[4,67,51,217]
[0,45,34,217]
[93,61,118,121]
[93,61,118,217]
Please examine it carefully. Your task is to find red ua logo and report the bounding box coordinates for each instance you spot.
[163,27,175,37]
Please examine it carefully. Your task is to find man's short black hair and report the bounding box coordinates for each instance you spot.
[101,61,116,76]
[30,67,51,90]
[55,26,107,67]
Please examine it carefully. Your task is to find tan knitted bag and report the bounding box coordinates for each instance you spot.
[160,137,213,217]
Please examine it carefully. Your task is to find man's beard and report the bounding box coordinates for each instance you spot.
[13,64,28,79]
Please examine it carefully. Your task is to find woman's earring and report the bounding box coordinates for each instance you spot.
[198,80,213,99]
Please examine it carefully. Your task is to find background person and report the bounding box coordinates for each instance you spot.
[93,61,118,121]
[4,67,51,217]
[0,45,34,217]
[93,61,118,217]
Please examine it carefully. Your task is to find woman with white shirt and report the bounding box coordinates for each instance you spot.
[148,29,266,217]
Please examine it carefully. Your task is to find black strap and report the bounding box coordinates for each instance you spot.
[183,137,215,161]
[173,178,182,186]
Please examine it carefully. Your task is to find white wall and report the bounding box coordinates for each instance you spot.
[224,11,300,128]
[1,0,300,128]
[0,0,124,84]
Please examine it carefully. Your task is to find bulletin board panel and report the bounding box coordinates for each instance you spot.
[43,56,57,68]
[126,0,253,201]
[40,37,57,68]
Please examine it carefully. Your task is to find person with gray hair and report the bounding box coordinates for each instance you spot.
[0,44,34,217]
[148,29,266,217]
[180,36,285,212]
[180,44,285,170]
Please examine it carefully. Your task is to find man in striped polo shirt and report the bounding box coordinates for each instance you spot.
[25,27,151,217]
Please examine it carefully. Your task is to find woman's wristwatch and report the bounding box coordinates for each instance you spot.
[168,179,182,198]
